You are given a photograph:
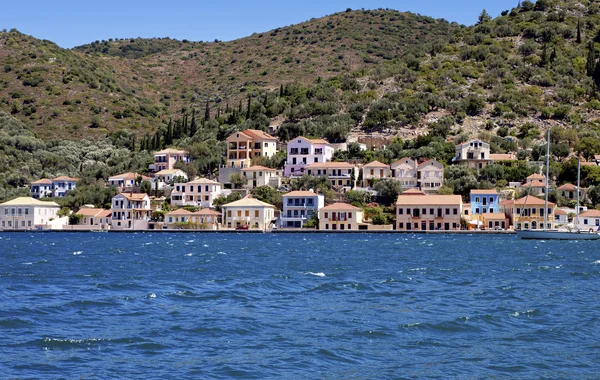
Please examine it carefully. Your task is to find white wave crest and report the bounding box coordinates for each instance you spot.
[307,272,326,277]
[72,251,82,255]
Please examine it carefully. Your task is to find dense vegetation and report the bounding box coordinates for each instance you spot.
[4,0,600,211]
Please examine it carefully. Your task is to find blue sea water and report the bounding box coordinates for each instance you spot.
[1,232,600,379]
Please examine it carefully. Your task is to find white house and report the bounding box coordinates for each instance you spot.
[108,172,151,191]
[417,159,444,193]
[305,162,358,191]
[0,197,61,231]
[284,136,334,177]
[30,179,53,199]
[171,178,223,208]
[240,166,281,189]
[151,148,189,172]
[30,176,79,198]
[110,193,152,230]
[453,139,491,169]
[73,207,112,230]
[361,161,390,187]
[390,158,418,189]
[154,169,188,190]
[280,190,324,228]
[577,210,600,231]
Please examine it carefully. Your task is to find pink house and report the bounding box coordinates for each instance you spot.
[284,136,334,177]
[152,148,189,172]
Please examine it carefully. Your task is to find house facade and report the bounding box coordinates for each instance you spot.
[361,161,390,187]
[30,179,53,199]
[240,166,281,189]
[305,162,358,191]
[152,148,189,172]
[108,172,151,191]
[500,196,555,230]
[284,137,334,177]
[190,209,221,230]
[221,197,276,231]
[391,158,418,189]
[171,178,223,208]
[453,139,491,169]
[73,208,112,230]
[395,190,462,231]
[280,190,324,228]
[577,210,600,231]
[226,129,277,169]
[110,193,152,230]
[417,160,444,193]
[0,197,61,231]
[470,189,500,214]
[31,176,78,198]
[557,183,583,200]
[154,169,188,190]
[318,203,364,231]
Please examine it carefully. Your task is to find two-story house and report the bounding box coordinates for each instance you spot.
[500,196,555,230]
[0,197,61,231]
[453,139,491,169]
[470,189,500,214]
[170,178,223,208]
[280,190,324,228]
[240,166,281,189]
[390,158,418,189]
[221,197,276,231]
[361,161,390,187]
[110,193,152,230]
[577,210,600,231]
[226,129,277,169]
[73,207,112,230]
[30,179,53,199]
[305,162,358,191]
[152,148,189,172]
[284,136,334,177]
[395,189,462,231]
[557,183,584,201]
[318,203,364,231]
[417,160,444,193]
[108,172,151,191]
[154,169,188,190]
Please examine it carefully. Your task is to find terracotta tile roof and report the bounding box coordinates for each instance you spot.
[580,162,596,167]
[241,165,276,172]
[471,189,498,195]
[155,148,187,155]
[594,155,600,161]
[155,169,185,176]
[527,180,546,188]
[187,178,222,185]
[192,209,221,216]
[53,175,79,181]
[512,196,555,206]
[483,212,507,220]
[490,153,516,161]
[97,210,112,218]
[396,194,461,205]
[401,188,425,195]
[554,209,568,215]
[76,208,106,217]
[307,138,329,144]
[243,129,277,140]
[283,190,318,197]
[417,159,443,169]
[391,158,416,167]
[119,193,149,201]
[32,178,52,185]
[558,183,577,191]
[580,210,600,217]
[305,162,355,169]
[526,173,546,180]
[362,160,389,168]
[109,172,137,180]
[320,202,362,211]
[0,197,60,207]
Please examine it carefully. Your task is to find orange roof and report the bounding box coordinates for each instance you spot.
[391,157,416,167]
[321,202,362,211]
[283,190,318,197]
[187,178,221,185]
[362,160,389,168]
[558,184,577,191]
[483,212,507,220]
[490,153,516,161]
[191,208,221,216]
[417,159,442,169]
[97,210,112,218]
[401,188,425,195]
[119,193,148,201]
[554,209,568,215]
[53,176,79,181]
[241,165,276,172]
[512,196,555,206]
[305,162,355,169]
[526,173,546,180]
[580,162,596,167]
[307,138,329,144]
[471,189,498,195]
[396,194,461,206]
[166,209,192,216]
[32,178,52,185]
[580,210,600,217]
[76,208,106,217]
[527,180,546,188]
[243,129,277,140]
[109,172,137,180]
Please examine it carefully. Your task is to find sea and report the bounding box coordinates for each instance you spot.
[1,232,599,379]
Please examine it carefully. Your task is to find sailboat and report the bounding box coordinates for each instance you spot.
[517,129,600,240]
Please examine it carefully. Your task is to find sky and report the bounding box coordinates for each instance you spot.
[1,0,520,48]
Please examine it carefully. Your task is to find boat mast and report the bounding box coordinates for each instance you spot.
[544,128,550,229]
[576,156,581,229]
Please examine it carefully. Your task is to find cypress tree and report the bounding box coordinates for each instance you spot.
[550,47,556,64]
[166,119,173,145]
[190,109,197,137]
[225,103,230,114]
[576,18,582,44]
[217,106,221,118]
[594,61,600,89]
[263,92,268,107]
[131,135,136,152]
[279,84,284,97]
[238,99,243,114]
[246,95,251,120]
[204,100,210,122]
[587,41,596,76]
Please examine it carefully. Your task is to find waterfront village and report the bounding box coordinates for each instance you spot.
[1,129,600,233]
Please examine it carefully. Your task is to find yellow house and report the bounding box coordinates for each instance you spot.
[226,129,278,168]
[499,196,555,230]
[395,189,462,231]
[305,162,358,191]
[240,165,281,189]
[221,197,276,231]
[318,203,364,231]
[361,160,390,187]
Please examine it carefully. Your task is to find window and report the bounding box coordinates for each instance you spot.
[347,224,351,230]
[398,208,403,215]
[348,212,352,218]
[255,210,259,218]
[398,222,404,229]
[324,212,328,218]
[325,224,329,230]
[475,197,480,203]
[445,208,450,215]
[475,208,480,214]
[245,210,249,217]
[227,210,232,217]
[422,208,427,215]
[453,208,458,215]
